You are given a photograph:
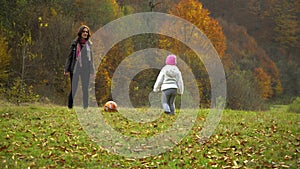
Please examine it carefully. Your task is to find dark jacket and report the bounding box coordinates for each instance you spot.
[64,39,95,74]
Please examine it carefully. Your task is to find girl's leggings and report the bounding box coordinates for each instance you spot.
[162,88,177,113]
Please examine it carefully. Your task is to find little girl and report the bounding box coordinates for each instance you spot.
[153,54,184,115]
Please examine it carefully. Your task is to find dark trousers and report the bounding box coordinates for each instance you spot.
[68,69,90,108]
[162,88,177,113]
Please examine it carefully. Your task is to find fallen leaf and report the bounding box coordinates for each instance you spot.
[281,164,290,168]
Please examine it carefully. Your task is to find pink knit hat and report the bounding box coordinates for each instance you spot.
[165,54,177,65]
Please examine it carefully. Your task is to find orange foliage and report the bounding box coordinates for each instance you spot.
[220,19,283,98]
[254,68,273,99]
[258,53,283,96]
[168,0,226,57]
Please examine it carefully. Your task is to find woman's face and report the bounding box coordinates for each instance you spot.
[81,28,89,39]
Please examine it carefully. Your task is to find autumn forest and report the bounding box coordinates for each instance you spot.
[0,0,299,110]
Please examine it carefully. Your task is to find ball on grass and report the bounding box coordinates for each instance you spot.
[104,101,118,112]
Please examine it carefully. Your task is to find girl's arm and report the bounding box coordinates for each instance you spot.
[153,71,164,92]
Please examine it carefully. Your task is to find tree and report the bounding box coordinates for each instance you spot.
[254,68,273,99]
[226,70,264,110]
[0,33,10,83]
[71,0,123,29]
[168,0,226,57]
[271,0,299,49]
[201,0,299,100]
[95,35,135,105]
[219,18,282,100]
[156,0,227,106]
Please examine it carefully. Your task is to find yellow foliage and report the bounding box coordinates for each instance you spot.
[50,7,58,17]
[0,35,10,82]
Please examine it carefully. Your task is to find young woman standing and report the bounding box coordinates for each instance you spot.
[64,25,95,109]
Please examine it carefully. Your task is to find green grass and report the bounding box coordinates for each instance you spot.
[0,104,299,168]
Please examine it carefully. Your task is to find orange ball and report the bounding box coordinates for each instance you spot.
[104,101,118,112]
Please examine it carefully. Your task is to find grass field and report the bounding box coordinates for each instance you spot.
[0,104,299,168]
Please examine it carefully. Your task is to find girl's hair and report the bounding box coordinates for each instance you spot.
[77,25,91,40]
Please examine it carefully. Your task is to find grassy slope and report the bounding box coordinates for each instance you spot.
[0,105,299,168]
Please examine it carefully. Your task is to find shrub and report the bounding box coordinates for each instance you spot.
[226,70,265,110]
[5,78,39,105]
[287,97,300,113]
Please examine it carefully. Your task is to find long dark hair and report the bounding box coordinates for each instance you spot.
[77,25,91,40]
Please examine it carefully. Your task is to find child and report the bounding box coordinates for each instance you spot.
[153,54,184,115]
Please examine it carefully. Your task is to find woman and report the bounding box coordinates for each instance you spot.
[64,25,95,109]
[153,54,184,115]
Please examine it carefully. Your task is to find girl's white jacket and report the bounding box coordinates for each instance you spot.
[153,65,184,94]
